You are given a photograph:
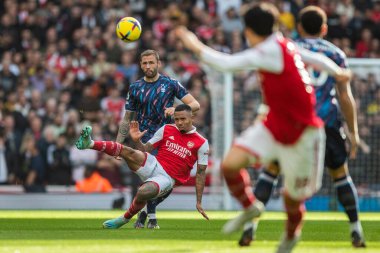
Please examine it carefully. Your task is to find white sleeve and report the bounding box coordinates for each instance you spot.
[298,47,342,76]
[147,125,165,145]
[197,140,209,166]
[200,42,283,73]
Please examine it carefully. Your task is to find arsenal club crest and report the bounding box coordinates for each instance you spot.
[187,141,194,148]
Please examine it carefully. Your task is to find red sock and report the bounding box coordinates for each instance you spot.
[124,197,147,219]
[223,168,255,209]
[92,141,123,157]
[284,194,305,239]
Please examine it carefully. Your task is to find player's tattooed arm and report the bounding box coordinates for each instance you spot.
[116,111,136,144]
[195,164,209,220]
[181,94,200,113]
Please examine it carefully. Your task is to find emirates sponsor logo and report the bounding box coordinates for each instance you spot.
[165,140,192,158]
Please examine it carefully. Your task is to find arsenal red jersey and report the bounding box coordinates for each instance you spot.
[260,36,323,144]
[199,32,342,145]
[148,124,209,185]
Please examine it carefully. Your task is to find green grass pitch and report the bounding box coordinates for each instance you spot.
[0,210,379,253]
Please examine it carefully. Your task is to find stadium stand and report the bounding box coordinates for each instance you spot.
[0,0,379,211]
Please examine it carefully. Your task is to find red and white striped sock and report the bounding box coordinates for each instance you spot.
[124,197,147,219]
[223,169,255,209]
[284,194,305,239]
[92,141,123,157]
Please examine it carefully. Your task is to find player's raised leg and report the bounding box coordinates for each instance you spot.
[75,125,159,229]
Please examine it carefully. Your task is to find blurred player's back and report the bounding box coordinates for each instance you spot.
[296,38,347,129]
[259,34,323,144]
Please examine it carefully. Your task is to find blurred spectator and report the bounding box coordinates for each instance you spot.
[0,60,18,96]
[75,165,112,193]
[0,126,8,184]
[100,85,124,124]
[47,133,72,185]
[0,0,378,194]
[19,134,46,192]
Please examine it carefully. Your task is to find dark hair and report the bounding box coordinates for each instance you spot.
[175,104,192,113]
[140,49,160,62]
[298,6,326,36]
[243,3,279,36]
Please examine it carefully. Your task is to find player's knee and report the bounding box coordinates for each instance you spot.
[137,182,159,201]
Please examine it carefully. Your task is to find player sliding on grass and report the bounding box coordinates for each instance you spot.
[175,2,351,253]
[117,49,200,230]
[75,104,209,228]
[238,6,366,248]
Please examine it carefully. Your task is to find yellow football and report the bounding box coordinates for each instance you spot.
[116,17,142,42]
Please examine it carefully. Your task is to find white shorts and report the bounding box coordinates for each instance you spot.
[234,123,326,200]
[135,153,175,198]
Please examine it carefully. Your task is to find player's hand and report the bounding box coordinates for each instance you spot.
[348,132,360,159]
[129,121,147,142]
[164,107,175,117]
[175,26,203,55]
[335,69,352,84]
[196,202,209,220]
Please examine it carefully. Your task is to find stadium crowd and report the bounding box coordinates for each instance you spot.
[0,0,379,193]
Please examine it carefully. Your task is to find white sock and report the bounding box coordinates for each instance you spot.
[148,213,156,220]
[350,221,363,234]
[243,220,259,232]
[243,221,253,230]
[120,216,129,223]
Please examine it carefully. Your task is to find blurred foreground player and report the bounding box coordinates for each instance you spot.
[239,6,365,248]
[175,3,351,253]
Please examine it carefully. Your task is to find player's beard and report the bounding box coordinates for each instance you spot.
[144,68,158,79]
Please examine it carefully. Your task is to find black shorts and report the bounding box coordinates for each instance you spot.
[324,127,348,170]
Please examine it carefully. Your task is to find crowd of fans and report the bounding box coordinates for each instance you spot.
[0,0,379,193]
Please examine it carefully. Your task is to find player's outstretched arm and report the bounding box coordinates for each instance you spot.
[336,80,360,159]
[181,94,200,113]
[175,26,269,73]
[195,164,209,220]
[298,47,352,82]
[116,111,136,144]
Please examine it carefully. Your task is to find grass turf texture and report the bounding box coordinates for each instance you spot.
[0,211,379,253]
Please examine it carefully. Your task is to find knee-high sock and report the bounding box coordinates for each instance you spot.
[223,169,255,209]
[254,170,277,204]
[147,189,173,219]
[334,176,359,223]
[284,194,305,239]
[92,141,122,157]
[124,197,147,219]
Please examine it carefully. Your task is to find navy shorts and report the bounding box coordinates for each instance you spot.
[324,127,348,170]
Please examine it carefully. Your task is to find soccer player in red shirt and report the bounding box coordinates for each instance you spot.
[175,3,351,252]
[75,104,209,228]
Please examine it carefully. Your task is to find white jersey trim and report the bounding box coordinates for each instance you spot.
[148,125,165,145]
[197,140,209,166]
